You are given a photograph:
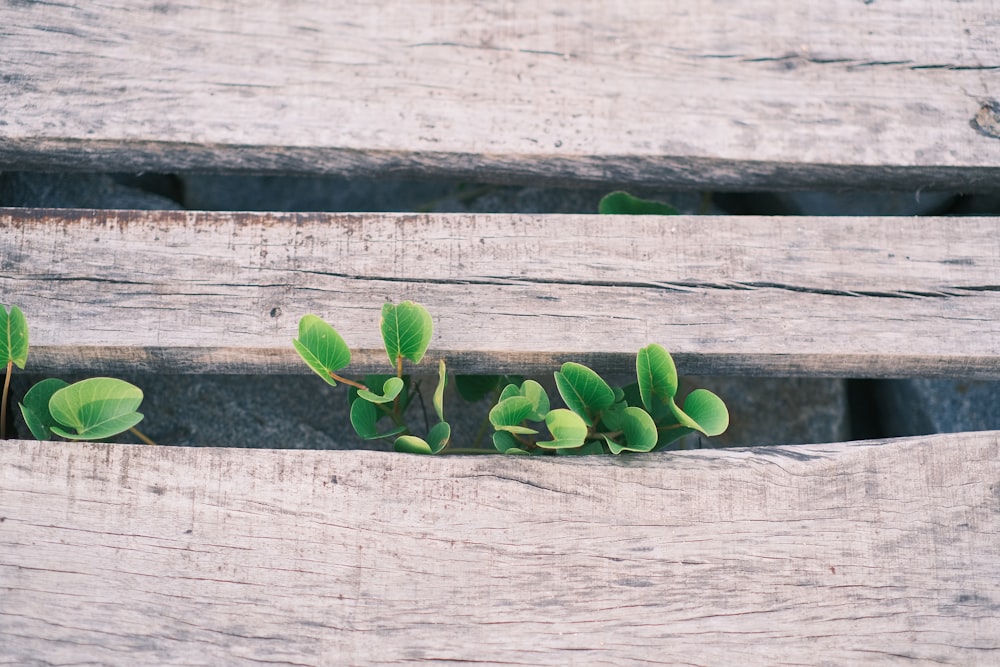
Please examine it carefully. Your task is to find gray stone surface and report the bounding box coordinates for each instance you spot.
[0,172,182,209]
[874,379,1000,437]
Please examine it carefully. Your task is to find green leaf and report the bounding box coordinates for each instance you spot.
[492,430,521,453]
[489,396,539,435]
[498,383,521,402]
[598,191,678,216]
[426,421,451,454]
[432,359,447,423]
[357,377,405,404]
[19,378,69,440]
[519,380,550,421]
[536,409,588,450]
[554,362,615,426]
[394,435,433,454]
[293,314,351,386]
[350,397,406,440]
[454,375,502,402]
[381,301,433,367]
[47,378,144,441]
[606,407,659,454]
[636,344,678,412]
[1,304,29,369]
[679,389,730,437]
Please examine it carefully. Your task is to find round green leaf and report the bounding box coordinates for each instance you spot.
[615,406,659,454]
[350,397,406,440]
[554,362,615,426]
[489,396,539,434]
[426,421,451,454]
[682,389,730,437]
[19,378,69,440]
[598,191,679,216]
[636,344,678,412]
[394,435,434,454]
[357,377,405,404]
[519,380,550,421]
[1,304,29,369]
[47,378,144,441]
[492,430,520,453]
[536,409,588,449]
[381,301,433,366]
[293,314,351,386]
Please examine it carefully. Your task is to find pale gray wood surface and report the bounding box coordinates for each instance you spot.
[2,1,999,189]
[1,432,998,665]
[2,208,998,378]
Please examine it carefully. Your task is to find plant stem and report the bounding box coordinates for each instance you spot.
[129,427,158,446]
[1,360,11,440]
[328,372,367,391]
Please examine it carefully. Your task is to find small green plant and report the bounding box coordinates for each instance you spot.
[598,191,679,215]
[294,302,451,454]
[490,344,728,455]
[295,302,728,455]
[0,303,151,444]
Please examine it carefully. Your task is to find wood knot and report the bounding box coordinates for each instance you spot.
[971,99,1000,139]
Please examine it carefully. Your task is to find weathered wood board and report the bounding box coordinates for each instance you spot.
[2,208,998,378]
[2,1,999,189]
[1,433,998,665]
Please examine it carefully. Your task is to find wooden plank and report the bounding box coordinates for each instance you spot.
[2,1,999,189]
[2,208,998,378]
[1,432,998,665]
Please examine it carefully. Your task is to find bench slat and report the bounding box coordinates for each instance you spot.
[2,1,999,188]
[2,208,998,378]
[2,433,998,664]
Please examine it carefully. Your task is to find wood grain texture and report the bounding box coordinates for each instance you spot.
[2,1,999,189]
[2,208,998,378]
[1,433,998,665]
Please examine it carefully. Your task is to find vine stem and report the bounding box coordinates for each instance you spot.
[1,360,11,440]
[328,372,367,391]
[129,427,158,446]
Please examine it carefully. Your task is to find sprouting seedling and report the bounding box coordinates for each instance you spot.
[294,301,451,454]
[20,377,147,442]
[489,344,728,456]
[598,191,679,215]
[1,304,29,440]
[1,303,153,444]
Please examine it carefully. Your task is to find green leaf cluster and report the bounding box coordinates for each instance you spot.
[2,303,146,443]
[598,191,679,216]
[488,344,728,456]
[293,301,450,454]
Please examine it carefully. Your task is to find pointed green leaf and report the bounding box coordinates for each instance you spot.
[636,344,678,413]
[455,375,503,402]
[554,362,615,426]
[357,377,405,404]
[1,304,29,369]
[606,407,658,454]
[293,314,351,386]
[381,301,433,366]
[536,409,588,449]
[47,378,144,441]
[598,191,679,215]
[489,396,539,434]
[503,447,531,455]
[654,425,696,450]
[19,378,69,440]
[394,435,434,454]
[433,360,447,423]
[350,397,406,440]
